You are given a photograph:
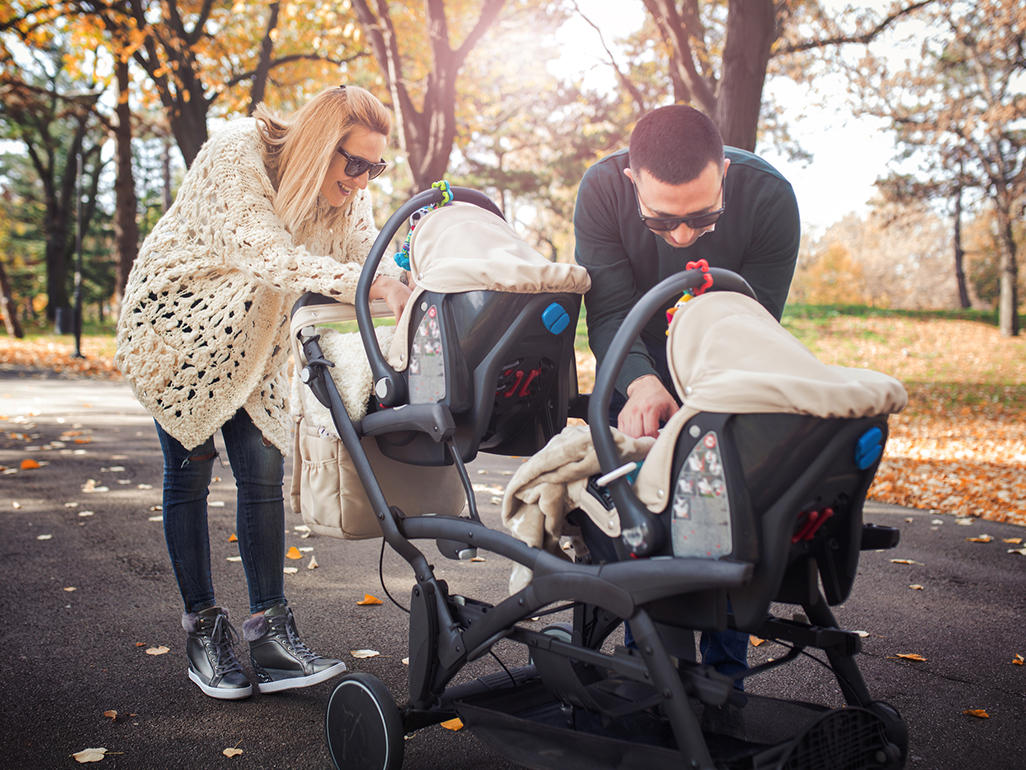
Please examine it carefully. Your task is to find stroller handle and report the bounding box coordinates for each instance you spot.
[587,267,756,557]
[356,186,504,407]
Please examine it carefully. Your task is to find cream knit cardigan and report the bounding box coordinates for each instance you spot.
[115,118,399,454]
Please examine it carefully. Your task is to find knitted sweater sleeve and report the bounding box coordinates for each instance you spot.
[207,123,380,304]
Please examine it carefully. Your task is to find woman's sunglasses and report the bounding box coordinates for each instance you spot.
[633,176,725,232]
[337,147,388,180]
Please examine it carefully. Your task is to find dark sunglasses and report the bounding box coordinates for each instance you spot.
[337,146,388,180]
[632,176,725,232]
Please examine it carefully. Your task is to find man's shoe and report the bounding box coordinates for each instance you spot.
[243,603,347,693]
[183,606,253,700]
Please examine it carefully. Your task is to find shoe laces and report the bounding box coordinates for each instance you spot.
[267,608,317,662]
[207,613,246,676]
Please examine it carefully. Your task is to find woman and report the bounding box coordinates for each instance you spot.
[116,85,410,700]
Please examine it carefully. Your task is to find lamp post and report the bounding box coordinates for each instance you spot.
[72,146,84,359]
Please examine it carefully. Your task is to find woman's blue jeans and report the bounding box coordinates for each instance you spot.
[155,409,286,615]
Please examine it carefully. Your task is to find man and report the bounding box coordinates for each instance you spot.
[573,104,800,685]
[575,104,800,438]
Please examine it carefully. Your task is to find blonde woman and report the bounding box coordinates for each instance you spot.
[116,85,410,700]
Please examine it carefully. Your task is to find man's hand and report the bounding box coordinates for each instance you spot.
[618,374,679,438]
[369,275,412,322]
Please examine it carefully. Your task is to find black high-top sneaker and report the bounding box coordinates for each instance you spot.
[183,606,253,700]
[243,603,347,693]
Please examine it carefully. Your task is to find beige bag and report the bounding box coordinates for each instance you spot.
[290,413,467,540]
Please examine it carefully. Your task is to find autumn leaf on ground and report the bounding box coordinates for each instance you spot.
[283,566,298,574]
[1008,548,1026,556]
[966,535,993,543]
[750,636,766,647]
[350,649,380,659]
[228,533,238,543]
[909,584,924,590]
[222,747,243,758]
[1003,538,1022,545]
[891,653,927,662]
[103,710,117,721]
[889,558,922,565]
[20,458,40,470]
[307,555,318,570]
[1013,654,1024,666]
[440,718,464,731]
[72,747,108,763]
[285,546,303,560]
[963,709,990,719]
[145,645,170,656]
[356,594,383,606]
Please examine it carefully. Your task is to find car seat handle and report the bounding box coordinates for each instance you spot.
[355,186,504,407]
[587,267,756,557]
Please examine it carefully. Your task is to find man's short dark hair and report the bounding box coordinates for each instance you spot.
[628,104,724,185]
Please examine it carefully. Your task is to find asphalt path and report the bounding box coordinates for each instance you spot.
[1,371,1023,769]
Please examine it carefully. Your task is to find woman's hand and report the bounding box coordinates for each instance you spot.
[369,275,413,322]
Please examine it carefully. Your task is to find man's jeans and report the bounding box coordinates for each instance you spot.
[155,409,286,614]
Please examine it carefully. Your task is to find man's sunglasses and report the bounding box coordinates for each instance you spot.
[633,176,725,232]
[337,147,388,180]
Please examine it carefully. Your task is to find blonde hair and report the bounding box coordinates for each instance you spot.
[253,85,392,233]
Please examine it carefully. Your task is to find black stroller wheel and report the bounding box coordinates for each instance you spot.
[326,673,404,770]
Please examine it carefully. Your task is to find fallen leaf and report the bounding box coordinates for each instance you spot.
[283,567,298,574]
[908,584,924,590]
[470,556,486,562]
[307,555,318,570]
[962,709,990,719]
[440,718,464,731]
[145,645,170,656]
[103,710,117,721]
[209,500,225,508]
[285,546,303,560]
[72,747,108,763]
[966,535,993,543]
[350,649,380,659]
[892,653,927,662]
[64,586,77,592]
[12,500,21,509]
[750,636,766,647]
[20,458,40,470]
[222,747,243,758]
[79,511,94,517]
[226,556,242,562]
[135,642,146,647]
[955,518,974,526]
[853,630,870,638]
[1012,654,1023,666]
[401,657,410,666]
[228,533,238,543]
[1003,538,1023,545]
[357,594,383,606]
[1008,548,1026,556]
[889,559,921,565]
[37,534,53,541]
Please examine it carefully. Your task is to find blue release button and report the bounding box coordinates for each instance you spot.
[542,302,570,335]
[855,426,884,470]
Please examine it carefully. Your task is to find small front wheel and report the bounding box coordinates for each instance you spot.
[326,672,405,770]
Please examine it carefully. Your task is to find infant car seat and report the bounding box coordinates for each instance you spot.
[367,202,591,466]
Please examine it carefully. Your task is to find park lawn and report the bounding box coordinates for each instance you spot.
[3,305,1024,526]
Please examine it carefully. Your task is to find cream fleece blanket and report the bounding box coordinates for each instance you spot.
[501,424,654,593]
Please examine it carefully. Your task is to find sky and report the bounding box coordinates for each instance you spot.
[552,1,912,235]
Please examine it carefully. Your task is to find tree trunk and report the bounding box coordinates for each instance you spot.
[952,184,970,308]
[715,0,776,151]
[0,258,24,338]
[994,206,1020,337]
[248,1,281,114]
[112,57,139,314]
[45,215,71,321]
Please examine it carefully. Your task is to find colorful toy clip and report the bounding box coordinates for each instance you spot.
[394,179,455,271]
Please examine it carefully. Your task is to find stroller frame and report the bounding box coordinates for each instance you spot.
[294,188,908,769]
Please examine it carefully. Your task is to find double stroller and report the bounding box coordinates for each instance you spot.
[290,187,910,769]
